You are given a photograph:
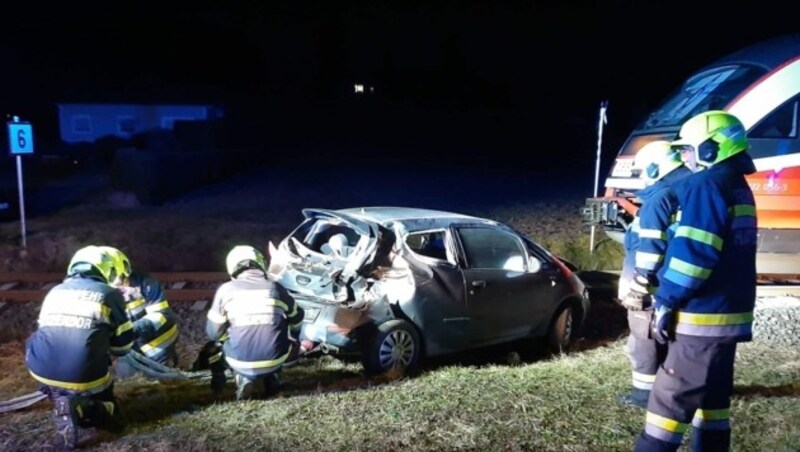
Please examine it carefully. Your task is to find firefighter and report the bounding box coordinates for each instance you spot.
[206,245,304,400]
[25,246,135,449]
[634,111,757,451]
[617,140,691,408]
[102,247,180,376]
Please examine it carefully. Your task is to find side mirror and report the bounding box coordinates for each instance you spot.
[528,256,542,273]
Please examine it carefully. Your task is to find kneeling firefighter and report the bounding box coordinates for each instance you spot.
[205,245,304,400]
[25,246,135,449]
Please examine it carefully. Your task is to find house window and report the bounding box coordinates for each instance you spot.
[118,116,137,134]
[72,115,92,134]
[161,117,195,129]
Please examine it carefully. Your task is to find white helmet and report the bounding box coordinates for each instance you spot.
[633,140,683,185]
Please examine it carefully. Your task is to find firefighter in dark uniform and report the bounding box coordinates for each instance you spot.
[206,245,304,400]
[25,245,135,450]
[634,111,757,451]
[103,247,180,373]
[617,140,691,408]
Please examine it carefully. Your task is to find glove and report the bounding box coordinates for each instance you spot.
[651,304,674,344]
[621,274,651,310]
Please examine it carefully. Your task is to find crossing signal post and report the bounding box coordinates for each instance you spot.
[8,116,34,249]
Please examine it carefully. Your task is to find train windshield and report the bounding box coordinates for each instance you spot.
[636,65,767,131]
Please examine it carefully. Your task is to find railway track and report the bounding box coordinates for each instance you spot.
[1,272,799,303]
[0,272,227,303]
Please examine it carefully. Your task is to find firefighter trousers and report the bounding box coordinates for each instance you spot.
[627,309,667,397]
[634,336,737,452]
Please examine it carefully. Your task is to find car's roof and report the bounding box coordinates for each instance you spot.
[335,206,486,224]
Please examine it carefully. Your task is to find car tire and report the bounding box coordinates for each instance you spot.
[361,319,421,376]
[547,303,574,353]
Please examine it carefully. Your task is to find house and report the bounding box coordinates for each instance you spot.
[57,103,225,144]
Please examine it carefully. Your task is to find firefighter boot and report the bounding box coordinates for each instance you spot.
[263,373,280,398]
[235,373,257,401]
[85,398,124,434]
[53,395,85,450]
[616,388,649,409]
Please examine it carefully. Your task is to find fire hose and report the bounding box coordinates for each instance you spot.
[0,350,214,414]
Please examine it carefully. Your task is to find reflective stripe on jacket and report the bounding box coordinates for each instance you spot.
[206,269,304,376]
[655,153,757,342]
[25,275,134,393]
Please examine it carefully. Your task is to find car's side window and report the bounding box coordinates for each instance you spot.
[407,230,449,261]
[457,227,526,271]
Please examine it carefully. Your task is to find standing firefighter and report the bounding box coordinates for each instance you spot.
[617,140,691,408]
[25,246,134,449]
[634,111,757,451]
[206,245,304,400]
[102,247,180,373]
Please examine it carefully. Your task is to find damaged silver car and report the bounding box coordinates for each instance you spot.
[268,207,590,375]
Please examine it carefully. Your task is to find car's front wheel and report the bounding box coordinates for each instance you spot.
[547,303,574,353]
[361,319,421,375]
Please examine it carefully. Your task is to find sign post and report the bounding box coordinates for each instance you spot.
[590,100,608,253]
[8,116,34,249]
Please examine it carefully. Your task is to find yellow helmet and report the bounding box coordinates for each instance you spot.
[633,140,683,184]
[67,246,118,283]
[671,110,749,167]
[226,245,267,277]
[99,246,132,286]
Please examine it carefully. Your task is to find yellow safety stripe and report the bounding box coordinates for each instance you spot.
[639,228,667,240]
[632,371,656,383]
[669,258,712,280]
[675,226,723,251]
[144,312,168,329]
[145,301,169,314]
[694,408,730,420]
[646,411,689,434]
[140,324,179,353]
[29,371,111,392]
[116,320,134,336]
[110,342,133,354]
[676,311,753,326]
[731,204,756,217]
[126,299,145,312]
[207,310,227,324]
[225,350,290,370]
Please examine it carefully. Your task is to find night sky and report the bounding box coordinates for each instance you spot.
[1,1,799,172]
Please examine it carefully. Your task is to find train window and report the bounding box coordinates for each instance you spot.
[637,65,766,131]
[750,95,799,139]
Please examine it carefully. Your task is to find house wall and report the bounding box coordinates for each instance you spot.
[57,104,223,144]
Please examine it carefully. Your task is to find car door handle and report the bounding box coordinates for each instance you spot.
[471,280,486,288]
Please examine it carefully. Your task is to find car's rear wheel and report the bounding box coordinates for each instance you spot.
[361,319,421,376]
[547,303,574,353]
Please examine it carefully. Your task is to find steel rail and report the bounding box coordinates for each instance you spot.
[0,272,228,303]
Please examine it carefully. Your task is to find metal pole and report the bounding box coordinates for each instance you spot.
[590,100,608,253]
[16,154,27,249]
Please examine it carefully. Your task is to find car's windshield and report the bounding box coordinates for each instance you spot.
[636,64,766,131]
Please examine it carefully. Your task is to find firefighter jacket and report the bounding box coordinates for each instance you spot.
[655,152,757,342]
[206,269,304,377]
[25,275,135,394]
[620,167,691,297]
[635,166,692,283]
[124,272,179,365]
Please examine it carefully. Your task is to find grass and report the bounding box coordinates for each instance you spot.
[1,326,798,451]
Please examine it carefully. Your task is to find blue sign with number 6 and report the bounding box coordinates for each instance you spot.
[8,122,34,154]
